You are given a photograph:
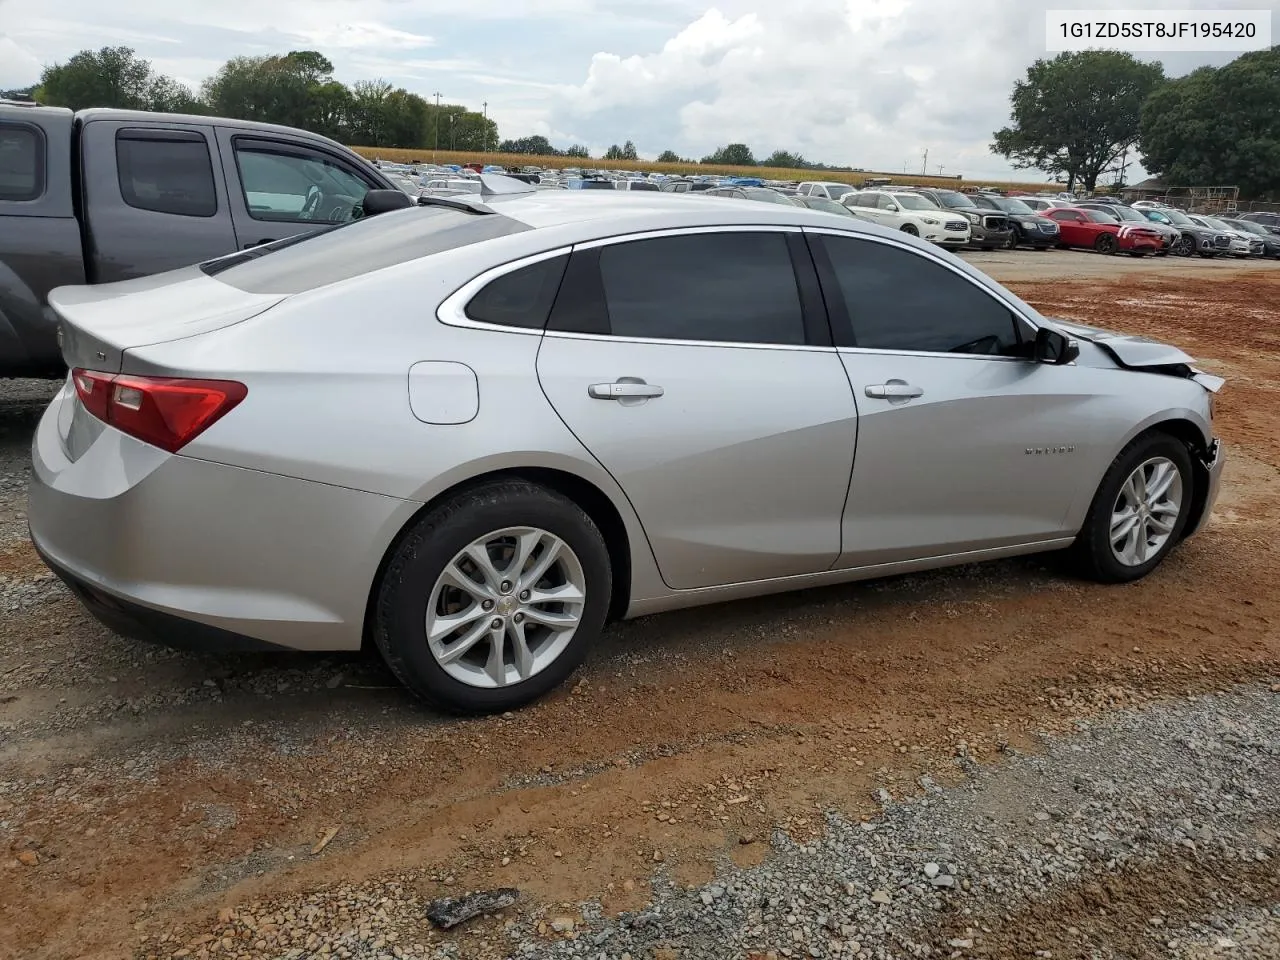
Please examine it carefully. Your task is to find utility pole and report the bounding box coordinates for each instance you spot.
[482,101,488,156]
[937,163,945,176]
[921,148,928,175]
[433,92,441,161]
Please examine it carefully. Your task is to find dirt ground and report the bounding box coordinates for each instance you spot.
[1,253,1278,960]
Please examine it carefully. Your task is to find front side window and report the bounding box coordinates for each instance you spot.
[116,130,217,217]
[0,123,42,202]
[234,141,371,223]
[820,235,1023,356]
[596,232,805,346]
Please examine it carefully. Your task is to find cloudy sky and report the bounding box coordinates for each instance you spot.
[2,0,1275,180]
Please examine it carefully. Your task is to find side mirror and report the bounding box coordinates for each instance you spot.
[1034,327,1080,365]
[885,203,899,212]
[361,189,413,217]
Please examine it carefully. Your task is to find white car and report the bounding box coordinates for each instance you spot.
[797,181,857,202]
[423,179,483,195]
[1015,196,1072,212]
[842,190,971,246]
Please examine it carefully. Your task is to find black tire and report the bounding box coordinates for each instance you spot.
[900,223,919,236]
[1197,250,1216,258]
[373,479,612,713]
[1094,233,1118,255]
[1004,232,1019,250]
[1127,250,1146,258]
[1172,236,1194,257]
[1070,432,1194,584]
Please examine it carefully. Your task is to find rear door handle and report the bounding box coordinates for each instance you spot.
[865,382,924,400]
[589,380,664,400]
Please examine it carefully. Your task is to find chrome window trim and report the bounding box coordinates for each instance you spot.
[572,223,802,251]
[437,245,573,336]
[542,329,837,354]
[801,226,1044,353]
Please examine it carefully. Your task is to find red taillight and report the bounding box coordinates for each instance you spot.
[71,369,247,453]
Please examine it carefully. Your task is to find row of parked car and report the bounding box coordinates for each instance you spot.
[377,161,1280,262]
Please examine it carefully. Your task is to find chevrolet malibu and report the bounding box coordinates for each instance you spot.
[29,180,1225,713]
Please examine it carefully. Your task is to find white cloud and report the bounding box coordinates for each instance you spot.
[4,0,1277,179]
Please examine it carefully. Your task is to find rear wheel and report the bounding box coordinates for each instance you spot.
[1094,233,1118,255]
[1071,433,1193,583]
[374,479,611,713]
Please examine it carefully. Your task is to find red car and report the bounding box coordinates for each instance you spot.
[1046,207,1162,256]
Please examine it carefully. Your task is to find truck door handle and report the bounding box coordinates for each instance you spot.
[865,381,924,400]
[588,379,664,400]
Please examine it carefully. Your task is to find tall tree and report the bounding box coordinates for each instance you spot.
[1140,46,1280,198]
[991,51,1165,192]
[701,143,755,166]
[603,142,638,161]
[762,149,806,168]
[564,144,590,159]
[499,135,559,155]
[656,149,682,163]
[38,46,198,112]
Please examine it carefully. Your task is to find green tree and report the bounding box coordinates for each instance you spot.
[701,143,756,166]
[39,46,198,112]
[1140,46,1280,198]
[656,149,681,163]
[991,51,1165,192]
[602,141,638,161]
[762,150,806,168]
[499,135,559,155]
[564,144,590,159]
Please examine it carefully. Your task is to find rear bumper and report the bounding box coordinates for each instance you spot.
[28,389,416,652]
[35,542,288,653]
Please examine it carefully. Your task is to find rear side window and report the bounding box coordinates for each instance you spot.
[596,232,805,345]
[116,130,217,217]
[0,123,42,202]
[466,255,568,329]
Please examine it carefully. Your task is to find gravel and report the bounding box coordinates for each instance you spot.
[142,682,1280,960]
[1164,906,1280,959]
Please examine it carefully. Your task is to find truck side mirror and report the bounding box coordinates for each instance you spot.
[362,189,413,217]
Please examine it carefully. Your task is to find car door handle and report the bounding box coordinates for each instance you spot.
[588,380,664,400]
[865,382,924,399]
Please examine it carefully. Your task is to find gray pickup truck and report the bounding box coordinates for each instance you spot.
[0,102,399,377]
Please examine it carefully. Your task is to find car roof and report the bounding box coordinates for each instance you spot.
[479,190,877,233]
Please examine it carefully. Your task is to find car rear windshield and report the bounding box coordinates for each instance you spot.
[201,206,529,294]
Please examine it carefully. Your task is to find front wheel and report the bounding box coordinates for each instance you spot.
[1070,433,1193,583]
[374,479,612,713]
[1094,233,1119,255]
[1004,233,1019,250]
[900,223,919,236]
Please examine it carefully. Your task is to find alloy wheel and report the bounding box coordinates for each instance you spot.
[1109,457,1184,567]
[426,526,586,688]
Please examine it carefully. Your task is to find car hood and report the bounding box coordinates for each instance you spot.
[1047,318,1224,391]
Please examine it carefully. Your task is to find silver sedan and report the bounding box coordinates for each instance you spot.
[29,179,1225,713]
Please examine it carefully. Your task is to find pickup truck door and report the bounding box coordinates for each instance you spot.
[213,129,382,250]
[79,120,238,284]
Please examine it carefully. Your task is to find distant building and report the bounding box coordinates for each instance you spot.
[1120,178,1168,202]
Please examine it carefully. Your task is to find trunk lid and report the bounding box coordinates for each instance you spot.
[48,265,286,374]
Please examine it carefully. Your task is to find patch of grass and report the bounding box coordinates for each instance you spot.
[348,145,1064,194]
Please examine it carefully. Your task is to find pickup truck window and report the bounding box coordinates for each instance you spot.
[233,139,372,225]
[116,129,217,218]
[0,123,42,202]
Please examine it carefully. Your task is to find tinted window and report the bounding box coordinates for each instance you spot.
[629,181,659,191]
[597,232,804,345]
[466,255,568,329]
[116,132,216,217]
[0,124,41,201]
[821,235,1022,356]
[202,207,529,294]
[235,141,370,223]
